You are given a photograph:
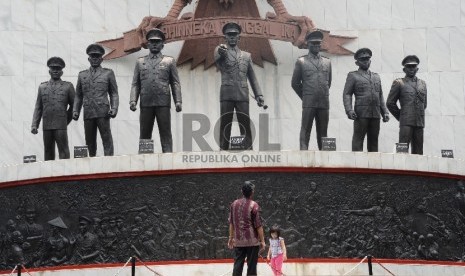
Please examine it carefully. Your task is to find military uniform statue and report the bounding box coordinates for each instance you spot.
[130,28,182,153]
[291,30,332,150]
[386,55,427,155]
[343,48,389,152]
[31,57,75,161]
[73,44,119,157]
[214,22,265,150]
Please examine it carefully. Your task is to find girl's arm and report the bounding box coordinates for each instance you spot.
[281,239,287,261]
[267,239,271,260]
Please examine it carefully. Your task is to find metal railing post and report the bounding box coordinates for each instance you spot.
[131,256,136,276]
[368,255,373,275]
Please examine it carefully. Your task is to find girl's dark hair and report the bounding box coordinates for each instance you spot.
[269,225,281,237]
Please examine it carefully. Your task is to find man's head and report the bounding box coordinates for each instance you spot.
[78,216,92,233]
[6,219,16,231]
[86,43,105,68]
[47,57,65,80]
[310,181,317,191]
[116,216,124,227]
[242,180,255,198]
[376,192,386,207]
[402,55,420,78]
[306,30,323,55]
[222,22,241,47]
[25,207,38,223]
[131,227,140,238]
[354,48,372,71]
[146,28,165,54]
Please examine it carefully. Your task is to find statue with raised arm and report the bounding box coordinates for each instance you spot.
[214,22,266,150]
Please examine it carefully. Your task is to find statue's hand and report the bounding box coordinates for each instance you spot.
[130,102,137,112]
[31,127,38,135]
[175,102,182,112]
[256,96,265,107]
[382,114,390,123]
[347,110,357,120]
[108,109,118,118]
[72,112,79,121]
[218,44,228,58]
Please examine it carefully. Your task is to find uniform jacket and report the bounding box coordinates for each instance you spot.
[386,77,427,127]
[291,54,332,109]
[74,66,119,120]
[32,80,75,130]
[130,53,182,107]
[214,46,263,102]
[343,69,389,119]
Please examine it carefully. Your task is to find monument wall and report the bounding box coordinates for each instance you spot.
[0,0,465,164]
[0,151,464,269]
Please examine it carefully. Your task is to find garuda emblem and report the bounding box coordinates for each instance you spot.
[98,0,355,70]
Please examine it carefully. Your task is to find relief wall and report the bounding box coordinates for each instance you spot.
[1,172,464,269]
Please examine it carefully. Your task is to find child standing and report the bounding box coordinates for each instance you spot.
[267,225,287,276]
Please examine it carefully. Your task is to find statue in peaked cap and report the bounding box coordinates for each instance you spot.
[130,27,182,153]
[305,30,323,42]
[343,47,390,152]
[146,28,166,41]
[354,48,372,60]
[402,55,420,66]
[222,22,242,34]
[31,57,75,161]
[387,54,427,155]
[214,22,266,150]
[73,41,119,158]
[86,43,105,56]
[292,28,332,150]
[47,57,66,68]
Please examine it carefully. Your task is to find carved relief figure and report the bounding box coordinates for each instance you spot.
[72,216,100,264]
[41,217,72,266]
[344,192,402,258]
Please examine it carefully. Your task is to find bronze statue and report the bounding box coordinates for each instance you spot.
[292,30,331,150]
[386,55,427,155]
[73,44,119,157]
[130,28,182,153]
[214,22,265,150]
[343,48,389,152]
[31,57,75,161]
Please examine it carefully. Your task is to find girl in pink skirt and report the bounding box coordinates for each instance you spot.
[266,225,287,276]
